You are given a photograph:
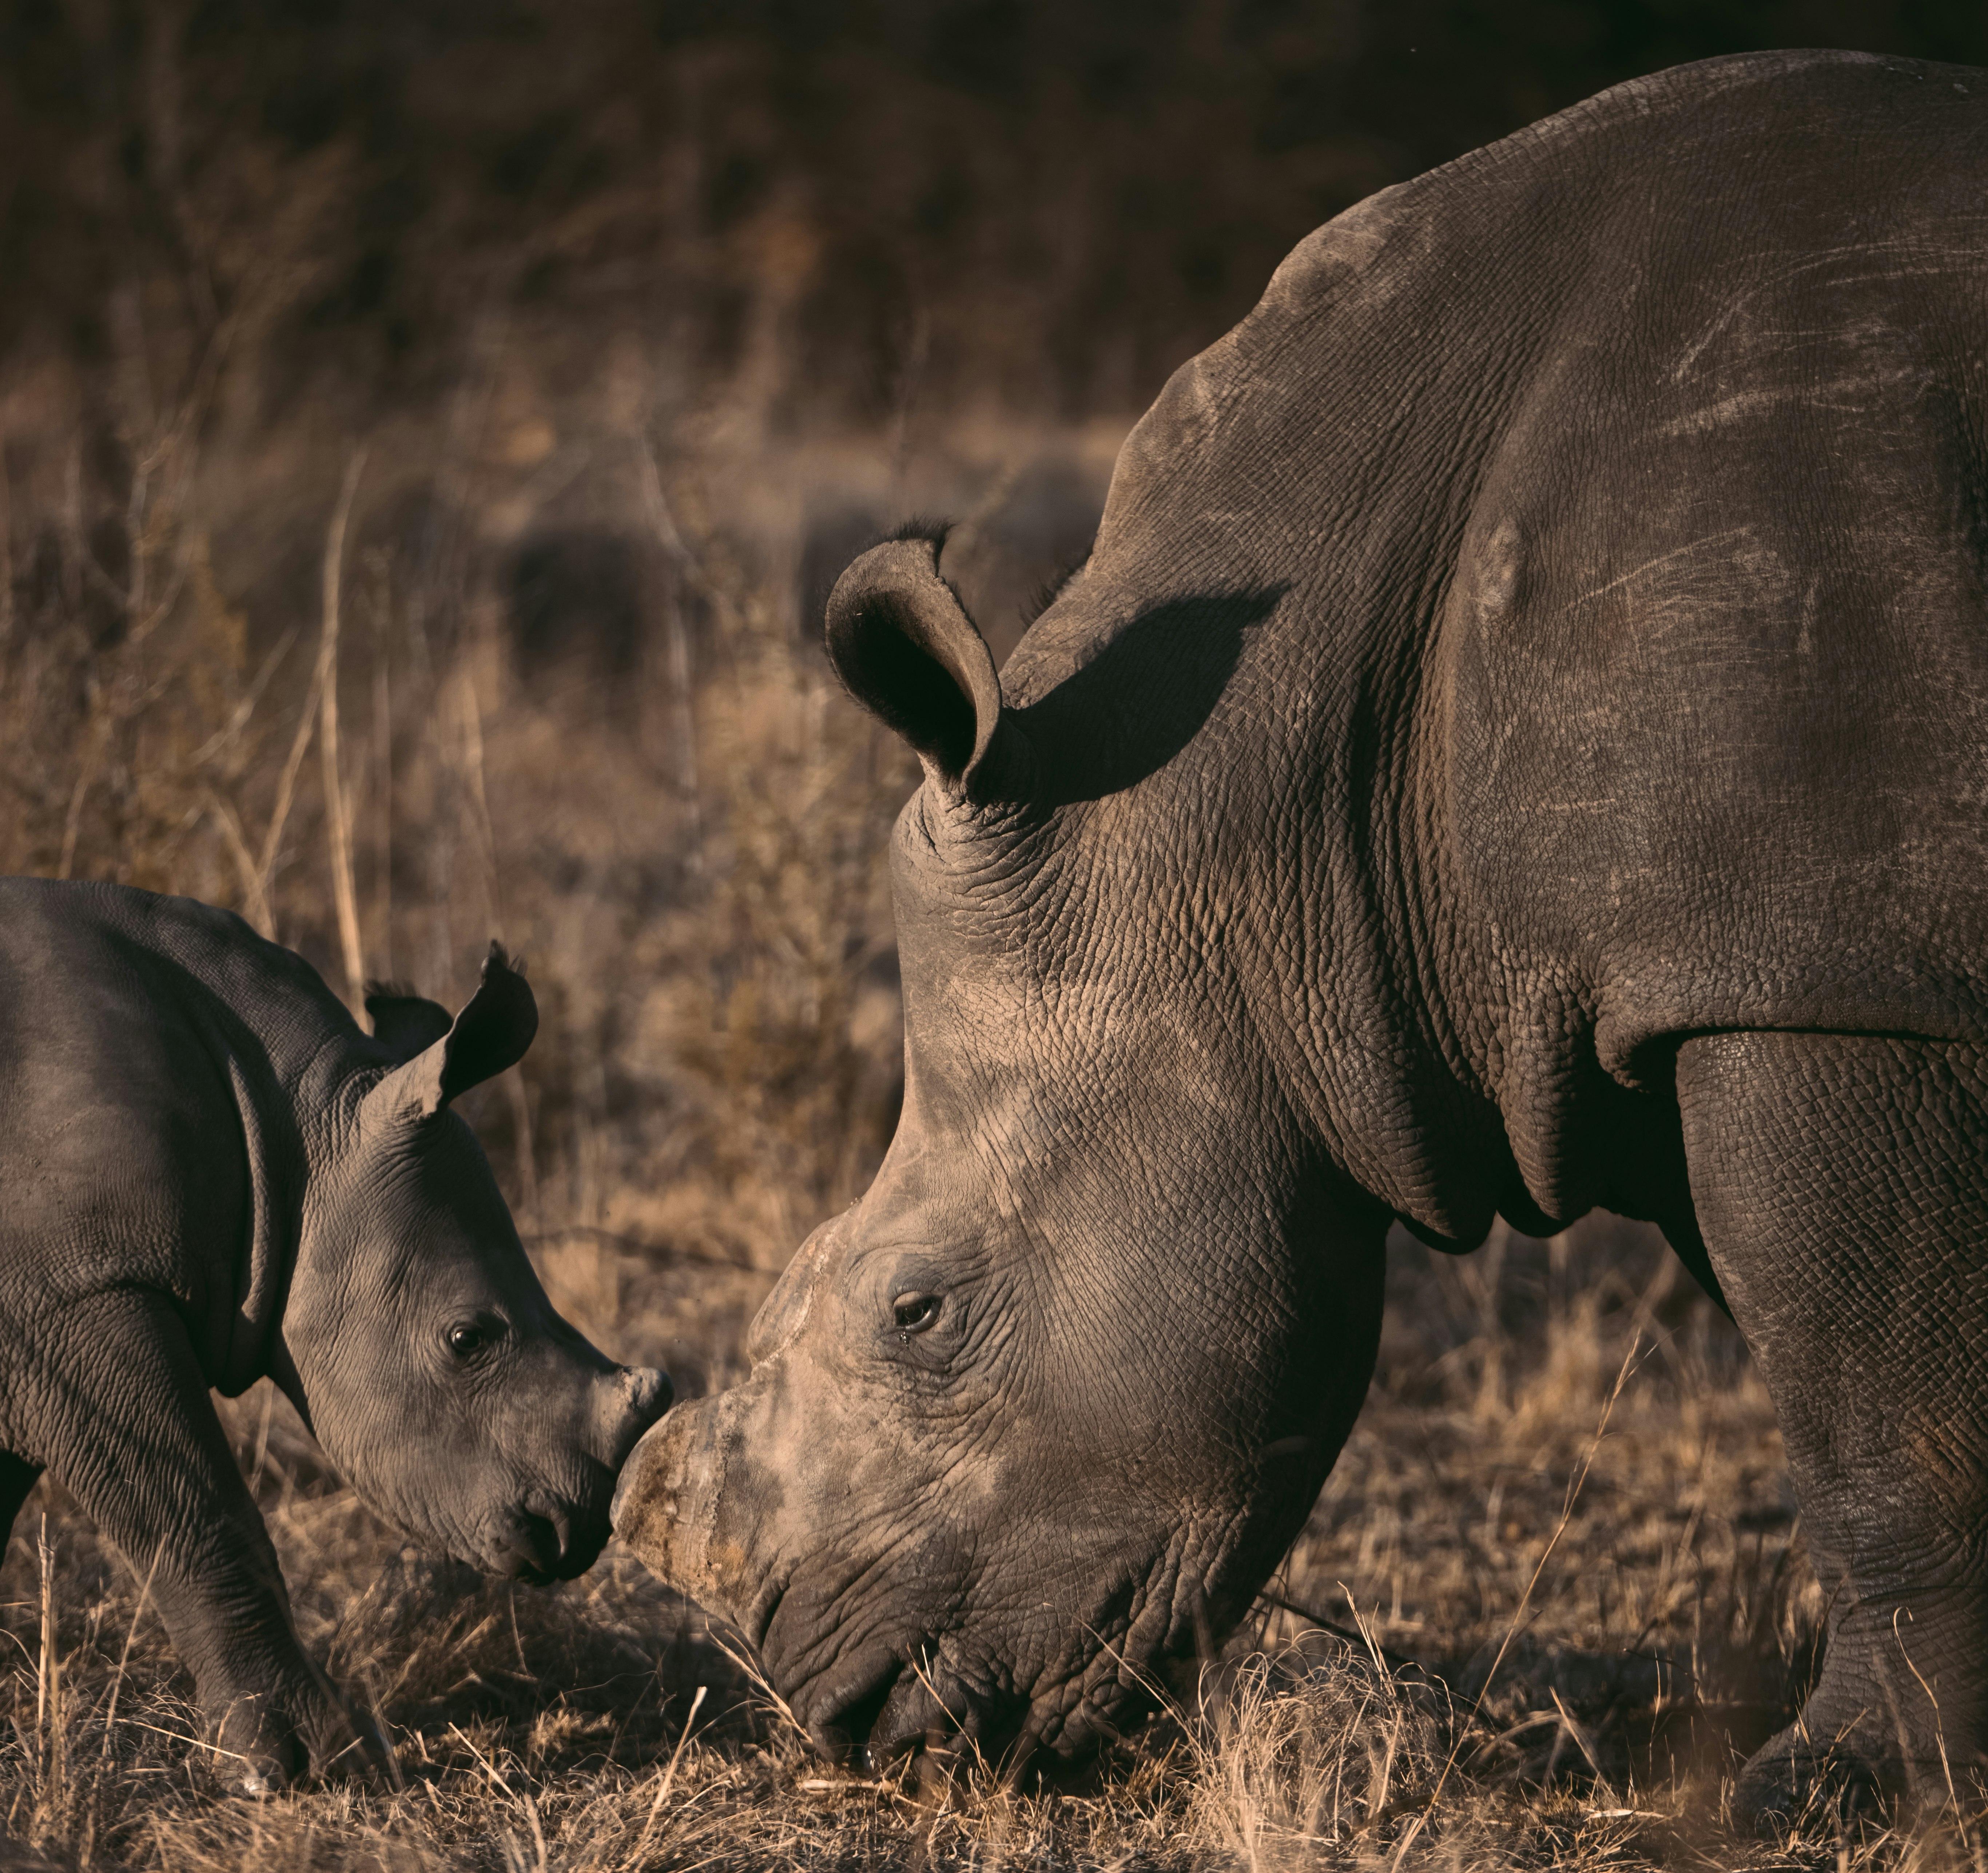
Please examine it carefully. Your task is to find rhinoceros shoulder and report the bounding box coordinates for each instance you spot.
[1011,49,1988,1235]
[11,880,360,1065]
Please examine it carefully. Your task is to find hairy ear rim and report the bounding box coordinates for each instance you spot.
[363,982,454,1063]
[362,942,539,1124]
[824,535,1005,793]
[434,943,538,1107]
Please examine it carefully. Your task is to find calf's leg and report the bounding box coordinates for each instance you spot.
[1677,1031,1988,1825]
[17,1287,384,1793]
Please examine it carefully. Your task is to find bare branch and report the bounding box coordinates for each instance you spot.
[318,447,369,1002]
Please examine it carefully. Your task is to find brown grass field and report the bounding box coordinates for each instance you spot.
[5,1209,1842,1873]
[4,18,1988,1850]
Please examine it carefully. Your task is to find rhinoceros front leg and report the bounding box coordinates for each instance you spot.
[1677,1029,1988,1828]
[24,1286,385,1793]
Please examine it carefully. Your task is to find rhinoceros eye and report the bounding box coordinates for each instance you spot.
[447,1320,503,1359]
[892,1293,941,1333]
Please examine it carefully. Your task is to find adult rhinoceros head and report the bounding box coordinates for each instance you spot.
[614,532,1392,1767]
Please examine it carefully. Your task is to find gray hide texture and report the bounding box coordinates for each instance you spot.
[615,49,1988,1824]
[0,879,669,1793]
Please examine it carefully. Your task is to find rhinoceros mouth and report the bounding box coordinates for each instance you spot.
[805,1658,904,1766]
[801,1647,1036,1775]
[496,1515,561,1582]
[490,1496,605,1583]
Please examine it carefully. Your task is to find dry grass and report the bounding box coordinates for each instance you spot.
[0,295,1976,1870]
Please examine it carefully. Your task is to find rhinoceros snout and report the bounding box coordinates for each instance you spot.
[608,1412,669,1542]
[476,1364,672,1582]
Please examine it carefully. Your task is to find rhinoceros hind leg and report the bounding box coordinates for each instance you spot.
[1677,1029,1988,1830]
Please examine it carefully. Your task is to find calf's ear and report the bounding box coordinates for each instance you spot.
[364,943,539,1124]
[825,531,1031,801]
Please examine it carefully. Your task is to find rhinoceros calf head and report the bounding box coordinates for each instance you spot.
[614,537,1389,1766]
[282,948,669,1581]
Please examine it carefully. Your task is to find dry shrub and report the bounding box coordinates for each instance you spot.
[1186,1635,1451,1862]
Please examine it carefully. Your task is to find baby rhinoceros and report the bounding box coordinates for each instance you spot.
[0,878,670,1792]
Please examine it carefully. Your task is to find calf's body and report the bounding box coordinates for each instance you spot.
[0,878,668,1790]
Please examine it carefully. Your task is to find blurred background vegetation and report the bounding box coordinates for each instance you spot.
[2,0,1984,1373]
[0,0,1983,1395]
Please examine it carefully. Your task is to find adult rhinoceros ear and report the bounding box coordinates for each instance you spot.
[363,981,454,1063]
[824,530,1031,801]
[364,943,538,1123]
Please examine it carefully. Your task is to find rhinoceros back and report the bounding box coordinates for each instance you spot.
[1006,49,1988,1234]
[1433,59,1988,1113]
[0,879,359,1381]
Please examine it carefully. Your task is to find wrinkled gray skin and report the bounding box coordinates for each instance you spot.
[617,49,1988,1824]
[0,879,669,1793]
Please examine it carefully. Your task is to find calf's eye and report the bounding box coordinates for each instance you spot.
[448,1322,498,1358]
[892,1293,941,1333]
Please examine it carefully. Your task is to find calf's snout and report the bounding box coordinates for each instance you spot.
[593,1363,672,1468]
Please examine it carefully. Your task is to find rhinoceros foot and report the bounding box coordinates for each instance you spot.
[210,1664,391,1797]
[1731,1721,1896,1839]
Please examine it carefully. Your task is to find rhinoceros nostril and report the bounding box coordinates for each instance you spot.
[504,1509,565,1582]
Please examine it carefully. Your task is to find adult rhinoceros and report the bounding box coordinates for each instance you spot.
[617,49,1988,1820]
